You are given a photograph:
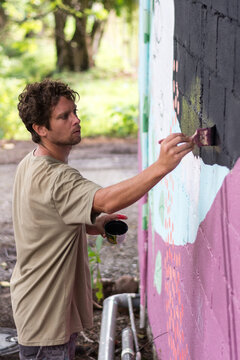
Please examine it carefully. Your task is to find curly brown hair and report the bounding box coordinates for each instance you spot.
[18,79,80,143]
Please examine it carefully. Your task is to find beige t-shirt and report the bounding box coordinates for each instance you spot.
[10,151,101,346]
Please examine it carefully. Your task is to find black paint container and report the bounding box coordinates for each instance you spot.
[104,220,128,245]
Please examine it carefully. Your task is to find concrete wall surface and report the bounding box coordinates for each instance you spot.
[138,1,240,359]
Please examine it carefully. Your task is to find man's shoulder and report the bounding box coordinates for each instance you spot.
[16,151,34,170]
[53,163,81,182]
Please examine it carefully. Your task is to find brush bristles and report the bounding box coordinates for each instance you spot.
[191,126,216,146]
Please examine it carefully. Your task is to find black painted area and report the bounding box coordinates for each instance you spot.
[234,26,240,97]
[174,0,240,169]
[174,0,190,47]
[217,18,235,88]
[212,0,228,14]
[203,11,218,72]
[228,0,238,20]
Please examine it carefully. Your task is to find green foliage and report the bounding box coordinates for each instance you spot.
[0,78,28,140]
[0,35,56,140]
[114,0,138,21]
[84,5,108,21]
[88,235,104,302]
[109,104,138,137]
[0,45,55,81]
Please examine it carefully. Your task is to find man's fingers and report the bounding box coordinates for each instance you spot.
[175,142,194,154]
[163,133,192,148]
[158,133,182,145]
[164,132,183,140]
[177,147,193,159]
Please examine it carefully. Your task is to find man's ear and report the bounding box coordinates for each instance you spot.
[32,124,48,137]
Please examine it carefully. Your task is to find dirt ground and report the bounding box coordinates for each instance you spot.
[0,138,154,359]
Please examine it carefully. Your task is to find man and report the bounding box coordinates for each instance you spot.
[10,79,193,359]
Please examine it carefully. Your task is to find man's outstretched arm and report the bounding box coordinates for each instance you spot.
[92,133,193,214]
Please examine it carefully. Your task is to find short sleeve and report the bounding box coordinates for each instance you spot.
[52,166,102,225]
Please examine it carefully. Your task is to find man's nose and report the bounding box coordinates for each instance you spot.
[72,112,80,124]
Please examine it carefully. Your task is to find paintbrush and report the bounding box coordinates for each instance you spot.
[158,125,217,147]
[190,125,217,146]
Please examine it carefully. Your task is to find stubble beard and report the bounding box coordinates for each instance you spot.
[56,138,81,146]
[54,133,81,147]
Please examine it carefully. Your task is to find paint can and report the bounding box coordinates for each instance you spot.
[104,220,128,245]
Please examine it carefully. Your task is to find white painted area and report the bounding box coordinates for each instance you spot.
[149,0,175,147]
[148,0,229,245]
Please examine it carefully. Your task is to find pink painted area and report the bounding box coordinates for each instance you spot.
[145,158,240,359]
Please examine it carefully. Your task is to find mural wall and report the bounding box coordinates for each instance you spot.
[138,0,240,359]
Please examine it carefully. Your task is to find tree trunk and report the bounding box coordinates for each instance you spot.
[71,16,90,71]
[53,4,107,72]
[91,19,106,59]
[54,9,74,71]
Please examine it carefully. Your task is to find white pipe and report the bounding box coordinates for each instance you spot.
[98,293,140,360]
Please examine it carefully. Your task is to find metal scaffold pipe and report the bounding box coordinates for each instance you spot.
[127,295,141,360]
[121,327,134,360]
[98,293,140,360]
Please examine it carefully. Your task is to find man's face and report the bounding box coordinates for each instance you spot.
[47,96,81,146]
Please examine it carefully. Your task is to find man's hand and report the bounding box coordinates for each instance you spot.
[158,133,194,175]
[86,214,128,237]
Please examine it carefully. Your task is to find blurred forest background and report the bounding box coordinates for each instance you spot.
[0,0,139,141]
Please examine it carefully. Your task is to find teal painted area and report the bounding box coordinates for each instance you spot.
[141,132,149,170]
[198,163,229,222]
[154,251,162,295]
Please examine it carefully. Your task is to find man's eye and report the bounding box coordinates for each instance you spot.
[62,114,68,120]
[74,108,78,115]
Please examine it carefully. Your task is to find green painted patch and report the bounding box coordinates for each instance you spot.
[142,202,148,230]
[143,95,149,132]
[143,9,150,43]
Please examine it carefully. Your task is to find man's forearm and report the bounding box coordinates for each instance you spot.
[92,162,164,214]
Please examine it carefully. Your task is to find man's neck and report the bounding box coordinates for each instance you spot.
[34,142,72,163]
